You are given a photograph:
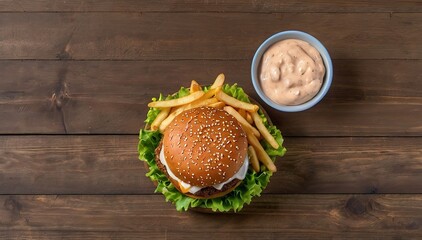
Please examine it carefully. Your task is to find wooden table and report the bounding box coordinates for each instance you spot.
[0,1,421,239]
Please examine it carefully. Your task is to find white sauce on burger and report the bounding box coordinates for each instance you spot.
[160,145,249,194]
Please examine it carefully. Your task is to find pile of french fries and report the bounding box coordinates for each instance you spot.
[148,74,279,173]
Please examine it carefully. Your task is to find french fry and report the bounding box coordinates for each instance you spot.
[238,108,247,119]
[246,112,253,124]
[190,80,201,93]
[223,106,260,138]
[172,86,221,114]
[159,114,176,132]
[251,112,279,149]
[200,86,221,101]
[210,73,225,89]
[160,114,181,133]
[202,98,218,105]
[159,98,218,132]
[245,128,277,172]
[158,87,221,132]
[169,106,178,115]
[208,101,225,109]
[148,91,204,108]
[177,97,218,115]
[216,91,259,112]
[248,145,260,172]
[151,108,170,131]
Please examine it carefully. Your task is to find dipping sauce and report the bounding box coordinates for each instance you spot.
[259,39,325,105]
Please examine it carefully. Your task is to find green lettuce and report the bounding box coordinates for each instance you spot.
[138,84,286,212]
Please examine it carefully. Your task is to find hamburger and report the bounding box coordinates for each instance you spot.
[138,78,286,212]
[156,106,249,199]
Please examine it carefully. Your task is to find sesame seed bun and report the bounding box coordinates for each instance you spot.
[163,106,248,187]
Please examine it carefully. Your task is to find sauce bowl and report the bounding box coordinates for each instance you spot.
[251,30,333,112]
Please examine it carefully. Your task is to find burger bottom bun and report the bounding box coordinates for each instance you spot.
[144,158,242,199]
[169,176,242,199]
[144,160,242,199]
[152,141,242,199]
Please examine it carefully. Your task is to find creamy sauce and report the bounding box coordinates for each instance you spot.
[160,145,249,194]
[259,39,325,105]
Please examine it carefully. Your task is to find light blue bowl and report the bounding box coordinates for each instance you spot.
[251,30,333,112]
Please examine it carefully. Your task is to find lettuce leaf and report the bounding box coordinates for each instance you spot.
[138,83,286,212]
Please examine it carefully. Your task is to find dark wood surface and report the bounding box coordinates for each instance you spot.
[1,195,421,239]
[0,136,421,194]
[0,1,421,239]
[0,60,421,135]
[0,13,420,60]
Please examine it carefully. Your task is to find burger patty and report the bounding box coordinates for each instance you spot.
[154,141,241,198]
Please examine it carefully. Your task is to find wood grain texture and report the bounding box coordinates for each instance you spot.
[0,0,421,13]
[0,195,420,239]
[0,136,420,194]
[0,60,420,135]
[0,13,421,60]
[0,2,420,239]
